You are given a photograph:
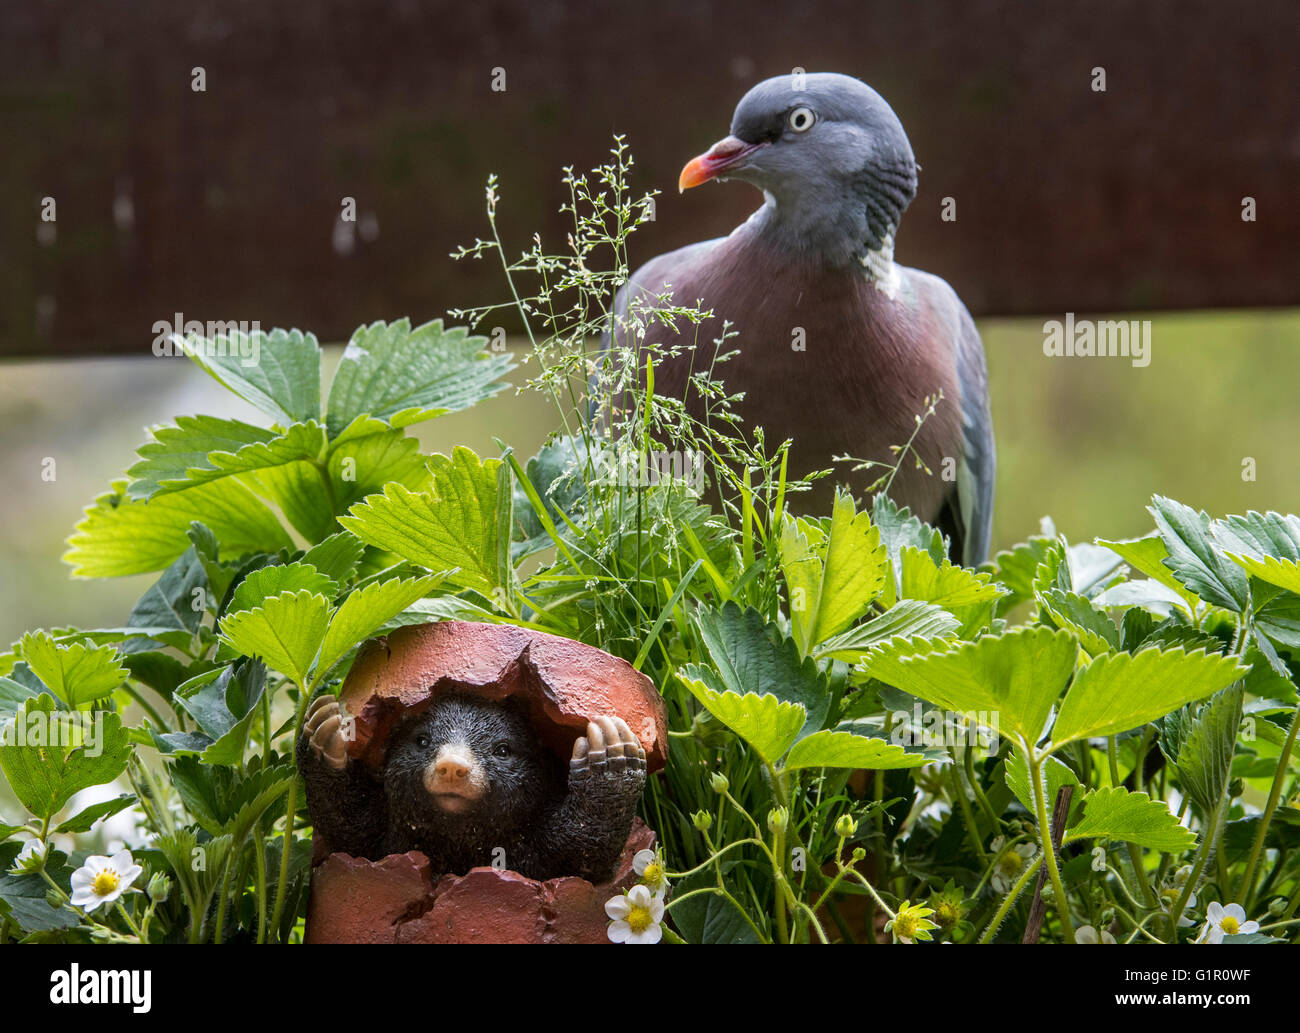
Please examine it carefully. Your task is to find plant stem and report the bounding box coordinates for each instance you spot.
[873,717,894,836]
[1236,701,1300,908]
[964,744,1001,831]
[251,820,267,945]
[1170,801,1224,937]
[1257,918,1300,932]
[979,855,1043,943]
[811,841,854,914]
[132,757,176,839]
[770,818,789,942]
[1029,751,1076,942]
[840,865,896,919]
[950,749,987,862]
[665,837,764,880]
[116,899,144,940]
[269,684,313,939]
[121,681,171,731]
[1105,865,1148,913]
[1110,900,1166,944]
[1108,735,1158,909]
[1283,875,1300,923]
[213,851,233,944]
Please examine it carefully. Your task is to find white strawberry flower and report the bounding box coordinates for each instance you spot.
[632,848,670,894]
[605,884,666,944]
[1196,901,1259,944]
[68,849,143,912]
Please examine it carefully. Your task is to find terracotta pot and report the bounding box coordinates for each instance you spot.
[304,819,656,944]
[303,621,666,944]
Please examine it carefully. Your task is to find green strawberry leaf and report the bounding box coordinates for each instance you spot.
[1051,646,1245,748]
[780,491,887,655]
[182,327,322,426]
[19,632,127,709]
[324,319,513,437]
[65,478,292,578]
[340,446,514,604]
[1064,786,1196,852]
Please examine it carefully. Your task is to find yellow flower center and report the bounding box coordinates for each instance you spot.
[1220,915,1239,935]
[894,913,918,940]
[91,869,120,897]
[642,863,663,887]
[935,901,959,928]
[626,904,654,934]
[998,851,1023,877]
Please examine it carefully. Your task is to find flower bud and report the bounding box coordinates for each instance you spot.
[692,810,713,832]
[1268,896,1287,916]
[850,847,867,863]
[147,872,172,903]
[11,843,47,875]
[1228,778,1244,799]
[710,772,729,795]
[834,813,857,839]
[767,806,788,835]
[46,888,64,910]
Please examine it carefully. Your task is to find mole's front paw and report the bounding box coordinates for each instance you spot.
[302,695,349,771]
[569,716,647,797]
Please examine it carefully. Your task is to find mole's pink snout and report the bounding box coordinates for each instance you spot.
[424,744,485,811]
[434,756,471,781]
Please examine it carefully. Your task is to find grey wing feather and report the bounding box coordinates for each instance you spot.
[951,303,996,566]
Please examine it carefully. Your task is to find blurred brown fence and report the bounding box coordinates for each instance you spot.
[3,0,1299,358]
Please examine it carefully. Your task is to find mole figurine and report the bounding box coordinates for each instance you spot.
[296,692,648,884]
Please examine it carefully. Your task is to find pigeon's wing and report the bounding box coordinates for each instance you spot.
[948,300,996,566]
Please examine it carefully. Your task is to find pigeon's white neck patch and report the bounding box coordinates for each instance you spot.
[859,229,900,300]
[734,191,778,237]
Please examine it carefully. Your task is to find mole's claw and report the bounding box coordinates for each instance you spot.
[599,717,627,771]
[570,735,590,775]
[303,696,334,737]
[586,720,608,769]
[303,698,348,771]
[569,714,648,794]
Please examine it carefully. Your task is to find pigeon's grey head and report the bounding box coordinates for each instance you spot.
[679,72,918,268]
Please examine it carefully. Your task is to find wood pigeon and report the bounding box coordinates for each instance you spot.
[609,72,995,565]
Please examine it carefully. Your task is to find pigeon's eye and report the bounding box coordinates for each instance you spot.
[788,106,816,133]
[415,734,431,749]
[492,742,511,758]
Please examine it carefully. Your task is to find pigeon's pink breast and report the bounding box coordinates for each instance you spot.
[626,229,965,520]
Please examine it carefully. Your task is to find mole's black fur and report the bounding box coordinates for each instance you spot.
[297,692,646,883]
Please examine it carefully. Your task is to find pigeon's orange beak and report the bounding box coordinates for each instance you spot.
[678,136,765,192]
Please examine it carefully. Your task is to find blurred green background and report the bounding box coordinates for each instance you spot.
[3,306,1298,647]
